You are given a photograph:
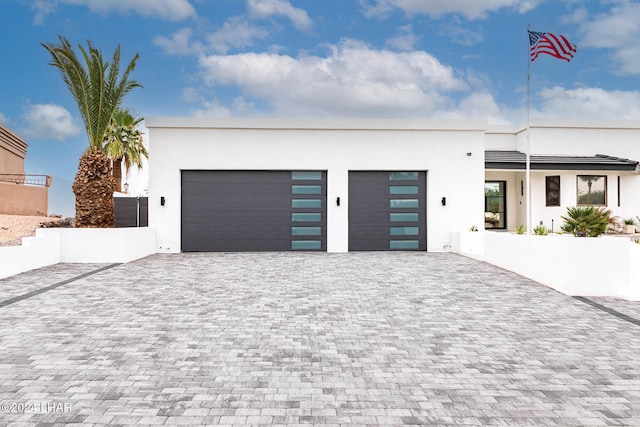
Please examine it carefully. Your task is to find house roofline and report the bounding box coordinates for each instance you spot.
[145,117,489,132]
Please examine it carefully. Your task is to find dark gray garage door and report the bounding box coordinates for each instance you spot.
[349,171,426,251]
[182,171,326,252]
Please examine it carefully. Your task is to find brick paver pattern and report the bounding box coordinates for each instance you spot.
[1,252,639,426]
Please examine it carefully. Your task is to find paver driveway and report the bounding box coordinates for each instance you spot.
[1,252,640,426]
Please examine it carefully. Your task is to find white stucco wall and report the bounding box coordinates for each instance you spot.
[484,232,640,300]
[146,118,487,253]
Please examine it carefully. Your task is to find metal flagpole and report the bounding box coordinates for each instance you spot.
[526,24,532,234]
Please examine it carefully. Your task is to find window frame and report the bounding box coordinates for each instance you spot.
[576,175,607,206]
[484,180,507,230]
[545,176,561,207]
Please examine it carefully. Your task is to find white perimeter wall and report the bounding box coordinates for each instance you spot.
[0,228,156,279]
[146,118,487,253]
[484,232,640,300]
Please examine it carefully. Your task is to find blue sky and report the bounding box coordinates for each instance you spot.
[1,0,640,214]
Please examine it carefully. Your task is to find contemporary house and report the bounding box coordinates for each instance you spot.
[146,118,640,253]
[0,124,51,216]
[485,120,640,232]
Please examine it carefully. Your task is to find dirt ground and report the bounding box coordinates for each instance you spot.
[0,214,64,247]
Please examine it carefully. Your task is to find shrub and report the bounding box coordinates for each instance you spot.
[514,224,526,234]
[624,218,636,225]
[533,225,550,235]
[561,206,611,237]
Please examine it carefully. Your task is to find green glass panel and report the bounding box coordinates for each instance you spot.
[291,240,322,250]
[389,172,419,181]
[292,171,322,180]
[390,213,419,222]
[292,213,321,222]
[389,199,419,208]
[390,226,419,236]
[292,185,321,194]
[291,227,321,236]
[390,240,420,249]
[390,186,419,195]
[292,199,322,208]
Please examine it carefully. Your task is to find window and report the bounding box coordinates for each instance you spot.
[389,199,419,208]
[389,186,419,195]
[577,175,607,206]
[292,171,322,180]
[485,181,506,229]
[545,176,560,206]
[389,172,418,181]
[292,185,321,194]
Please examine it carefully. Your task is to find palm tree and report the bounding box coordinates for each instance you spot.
[42,36,141,227]
[104,109,148,193]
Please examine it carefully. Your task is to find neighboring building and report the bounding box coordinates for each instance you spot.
[485,120,640,232]
[145,117,640,253]
[0,123,51,216]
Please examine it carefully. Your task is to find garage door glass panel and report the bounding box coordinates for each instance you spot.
[292,199,322,208]
[292,213,321,222]
[390,226,419,235]
[291,240,322,250]
[390,199,419,208]
[292,171,322,180]
[292,185,322,194]
[390,240,420,249]
[389,172,419,181]
[390,186,418,195]
[390,213,419,222]
[291,227,321,236]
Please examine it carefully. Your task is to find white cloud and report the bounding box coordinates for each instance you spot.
[535,86,640,120]
[31,0,57,25]
[385,25,419,51]
[248,0,312,30]
[579,2,640,75]
[438,18,485,46]
[434,92,513,124]
[0,112,9,125]
[22,104,81,141]
[153,28,203,55]
[191,97,258,117]
[358,0,543,20]
[32,0,196,22]
[197,39,469,118]
[154,19,269,55]
[206,18,270,54]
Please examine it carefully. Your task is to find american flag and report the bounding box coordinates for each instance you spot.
[529,31,577,62]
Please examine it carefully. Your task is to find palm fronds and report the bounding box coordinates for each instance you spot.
[41,35,141,150]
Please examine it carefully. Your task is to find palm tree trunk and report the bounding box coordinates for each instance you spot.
[72,149,115,227]
[113,156,123,192]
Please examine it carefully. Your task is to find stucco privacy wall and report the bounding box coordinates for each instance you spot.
[146,118,487,253]
[0,181,48,216]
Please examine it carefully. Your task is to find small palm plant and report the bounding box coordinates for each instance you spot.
[561,206,611,237]
[104,109,147,193]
